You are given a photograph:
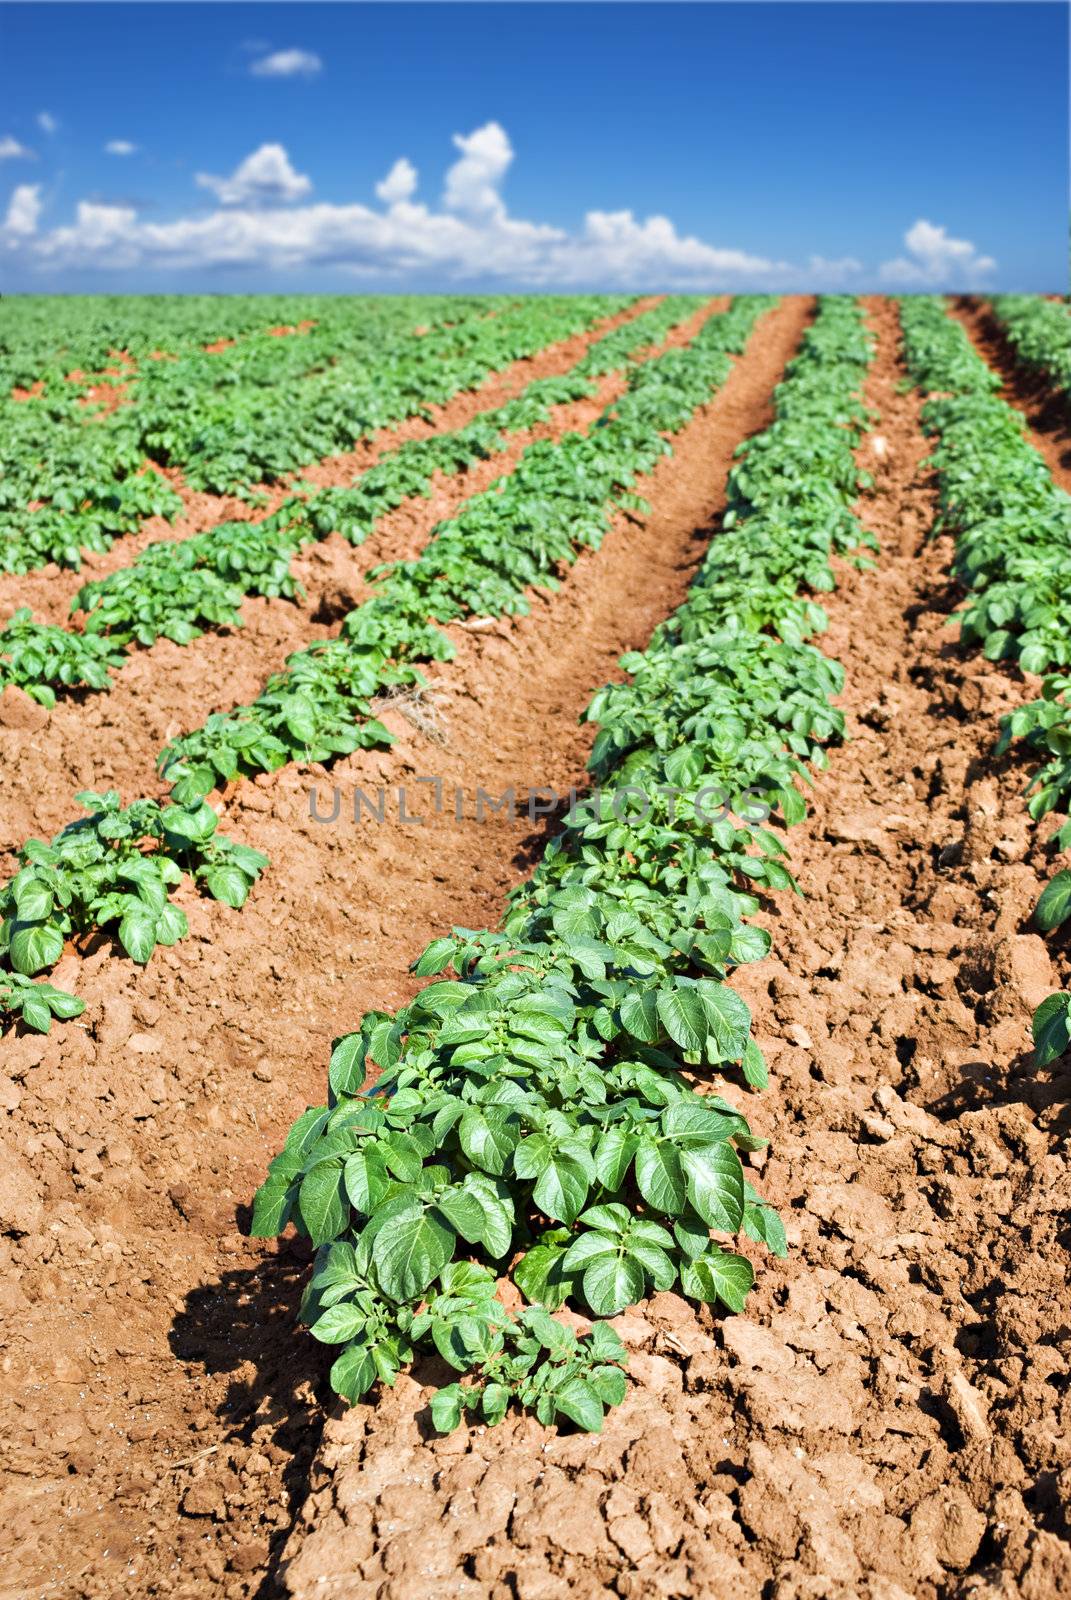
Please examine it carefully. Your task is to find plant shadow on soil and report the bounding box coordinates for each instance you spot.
[168,1229,332,1598]
[924,1047,1071,1131]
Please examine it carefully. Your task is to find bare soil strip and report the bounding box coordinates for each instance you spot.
[276,301,1071,1600]
[0,297,812,1599]
[0,299,721,867]
[0,298,658,631]
[951,297,1071,492]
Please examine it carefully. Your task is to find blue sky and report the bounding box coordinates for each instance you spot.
[0,2,1066,292]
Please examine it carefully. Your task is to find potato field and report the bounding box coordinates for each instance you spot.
[1,291,1069,1598]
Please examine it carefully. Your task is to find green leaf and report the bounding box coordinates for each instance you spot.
[1036,870,1071,933]
[298,1162,349,1246]
[481,1381,510,1425]
[310,1302,367,1344]
[436,1185,487,1244]
[118,906,158,964]
[588,1322,627,1363]
[8,921,65,975]
[696,980,752,1062]
[432,1312,502,1371]
[344,1147,390,1215]
[553,1377,604,1432]
[680,1247,754,1312]
[46,987,86,1021]
[13,878,53,922]
[430,1383,465,1433]
[463,1174,514,1257]
[250,1175,294,1237]
[329,1033,368,1098]
[459,1106,519,1175]
[20,996,52,1033]
[593,1127,639,1190]
[201,863,251,909]
[532,1152,591,1225]
[579,1202,632,1234]
[582,1252,644,1316]
[741,1037,769,1089]
[514,1235,576,1309]
[662,1099,741,1144]
[744,1201,788,1258]
[331,1341,379,1402]
[672,1209,710,1260]
[634,1138,686,1214]
[655,985,706,1053]
[589,1365,628,1407]
[372,1207,453,1300]
[680,1142,744,1232]
[379,1131,425,1183]
[1033,991,1071,1068]
[413,938,457,977]
[619,988,660,1043]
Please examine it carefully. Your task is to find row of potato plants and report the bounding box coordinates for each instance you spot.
[899,297,1071,1069]
[2,296,628,576]
[990,293,1071,402]
[0,298,704,705]
[248,295,880,1435]
[0,298,766,1034]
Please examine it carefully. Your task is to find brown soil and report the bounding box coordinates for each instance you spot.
[952,298,1071,491]
[0,298,813,1597]
[0,298,656,632]
[276,300,1071,1600]
[0,299,717,868]
[78,380,131,418]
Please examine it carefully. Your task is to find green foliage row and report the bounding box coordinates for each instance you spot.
[0,299,702,703]
[899,296,1071,1067]
[248,295,878,1436]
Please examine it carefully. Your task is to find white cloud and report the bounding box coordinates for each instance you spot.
[195,143,312,206]
[0,136,34,161]
[105,140,138,157]
[376,157,418,207]
[4,184,41,238]
[3,125,999,293]
[250,48,322,79]
[880,218,996,287]
[37,112,57,135]
[444,121,512,216]
[534,209,789,287]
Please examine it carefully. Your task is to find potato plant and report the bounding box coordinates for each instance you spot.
[0,790,267,1029]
